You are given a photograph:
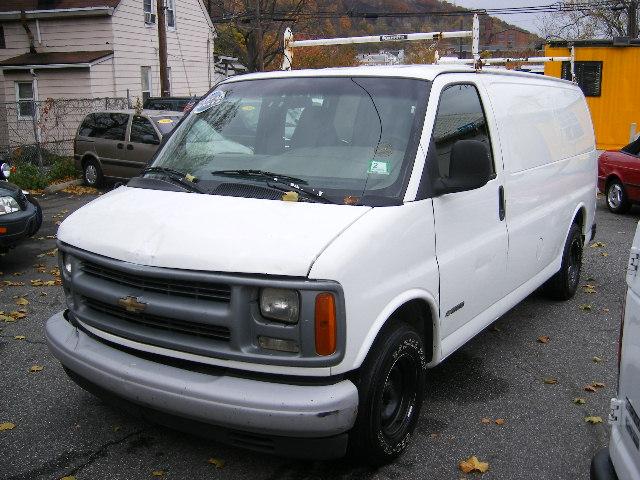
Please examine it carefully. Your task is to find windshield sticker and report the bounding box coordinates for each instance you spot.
[157,118,174,124]
[368,160,390,175]
[194,90,226,114]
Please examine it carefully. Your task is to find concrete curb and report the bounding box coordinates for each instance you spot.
[44,178,82,194]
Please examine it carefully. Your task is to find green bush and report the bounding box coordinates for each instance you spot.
[48,157,79,182]
[10,162,49,190]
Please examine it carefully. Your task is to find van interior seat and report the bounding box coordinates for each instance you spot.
[290,105,338,149]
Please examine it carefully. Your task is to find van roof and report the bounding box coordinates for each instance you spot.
[223,64,571,86]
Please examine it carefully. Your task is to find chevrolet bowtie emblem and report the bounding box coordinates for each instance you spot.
[118,296,146,313]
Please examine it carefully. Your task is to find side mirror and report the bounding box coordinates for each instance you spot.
[142,134,160,145]
[433,139,493,195]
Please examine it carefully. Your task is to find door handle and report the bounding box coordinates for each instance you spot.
[126,144,134,150]
[498,185,506,221]
[117,143,124,149]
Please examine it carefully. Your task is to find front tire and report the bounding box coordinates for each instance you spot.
[544,222,583,300]
[349,322,426,466]
[606,179,631,214]
[83,158,103,187]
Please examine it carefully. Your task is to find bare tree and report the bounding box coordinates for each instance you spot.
[537,1,638,40]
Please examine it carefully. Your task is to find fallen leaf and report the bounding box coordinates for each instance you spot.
[593,356,603,363]
[15,297,29,306]
[14,335,25,340]
[592,382,605,388]
[3,280,25,287]
[544,377,558,385]
[480,418,491,425]
[582,285,597,294]
[491,325,501,332]
[459,456,489,474]
[0,422,16,431]
[537,335,550,344]
[590,242,606,248]
[0,314,16,322]
[495,418,505,425]
[601,252,609,257]
[602,308,610,313]
[585,416,603,424]
[62,185,99,196]
[45,248,58,257]
[207,458,225,469]
[12,272,23,276]
[151,470,164,477]
[9,311,26,320]
[29,365,43,373]
[584,385,597,393]
[60,476,77,480]
[573,397,586,405]
[579,304,593,312]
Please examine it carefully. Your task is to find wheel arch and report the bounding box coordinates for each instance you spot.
[81,153,101,169]
[352,290,440,372]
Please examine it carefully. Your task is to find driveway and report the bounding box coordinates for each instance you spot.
[0,192,633,480]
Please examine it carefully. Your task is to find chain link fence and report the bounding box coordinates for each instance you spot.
[0,97,130,166]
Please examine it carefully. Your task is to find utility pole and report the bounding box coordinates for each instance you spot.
[629,1,638,38]
[254,0,264,71]
[156,0,170,97]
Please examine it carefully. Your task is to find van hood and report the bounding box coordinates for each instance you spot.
[58,186,371,277]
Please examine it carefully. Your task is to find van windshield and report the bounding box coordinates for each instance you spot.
[150,77,429,205]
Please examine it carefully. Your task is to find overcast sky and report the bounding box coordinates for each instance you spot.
[452,0,553,35]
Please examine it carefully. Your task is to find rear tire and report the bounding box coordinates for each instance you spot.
[605,179,631,214]
[349,322,426,466]
[544,222,583,300]
[83,158,103,187]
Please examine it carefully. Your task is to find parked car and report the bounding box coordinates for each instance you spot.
[74,110,182,186]
[0,162,42,253]
[590,222,640,480]
[46,66,597,465]
[143,96,199,112]
[598,136,640,213]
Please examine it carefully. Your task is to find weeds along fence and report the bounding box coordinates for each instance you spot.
[0,97,129,166]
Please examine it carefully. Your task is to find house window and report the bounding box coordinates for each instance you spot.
[166,0,176,29]
[0,25,6,49]
[141,66,152,101]
[144,0,155,24]
[16,81,35,118]
[562,61,603,97]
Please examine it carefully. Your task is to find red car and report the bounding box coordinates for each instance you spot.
[598,137,640,213]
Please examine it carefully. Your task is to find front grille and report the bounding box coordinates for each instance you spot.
[84,297,231,342]
[15,191,27,210]
[81,260,232,303]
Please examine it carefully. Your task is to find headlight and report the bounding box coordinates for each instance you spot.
[260,288,299,324]
[1,163,10,178]
[0,196,20,215]
[63,254,72,275]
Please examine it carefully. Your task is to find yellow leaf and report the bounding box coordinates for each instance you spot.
[590,242,606,248]
[480,417,491,425]
[585,416,603,424]
[592,382,605,388]
[9,311,26,319]
[15,297,29,306]
[14,335,26,340]
[0,314,16,322]
[0,422,16,431]
[584,385,597,393]
[544,377,558,385]
[207,458,225,468]
[593,356,603,363]
[281,191,299,202]
[582,285,597,294]
[61,476,77,480]
[151,470,164,477]
[601,252,609,257]
[579,304,592,311]
[29,365,43,373]
[494,418,505,425]
[537,335,550,344]
[459,455,489,474]
[574,398,586,405]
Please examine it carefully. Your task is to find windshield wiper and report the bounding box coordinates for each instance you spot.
[265,180,336,204]
[210,169,308,185]
[141,166,205,194]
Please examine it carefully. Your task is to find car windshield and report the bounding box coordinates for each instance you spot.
[150,76,429,205]
[152,115,182,135]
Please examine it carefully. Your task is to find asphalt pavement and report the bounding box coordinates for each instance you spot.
[0,191,635,480]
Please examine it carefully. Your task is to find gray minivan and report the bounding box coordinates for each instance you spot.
[74,110,182,186]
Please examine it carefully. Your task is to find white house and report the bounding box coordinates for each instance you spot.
[0,0,220,156]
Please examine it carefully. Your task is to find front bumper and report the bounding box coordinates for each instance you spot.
[45,311,359,458]
[591,447,619,480]
[0,199,41,248]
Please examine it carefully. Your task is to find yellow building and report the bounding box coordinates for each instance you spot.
[545,39,640,150]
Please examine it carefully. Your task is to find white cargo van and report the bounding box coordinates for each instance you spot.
[45,65,597,464]
[591,223,640,480]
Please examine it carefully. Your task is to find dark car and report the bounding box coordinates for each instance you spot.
[598,137,640,213]
[0,177,42,253]
[143,96,199,112]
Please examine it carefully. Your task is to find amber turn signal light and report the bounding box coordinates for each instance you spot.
[315,292,336,356]
[0,227,6,234]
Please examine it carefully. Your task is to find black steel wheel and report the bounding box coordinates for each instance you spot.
[544,222,583,300]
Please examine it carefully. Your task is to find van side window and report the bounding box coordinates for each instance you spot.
[130,116,159,144]
[433,84,493,178]
[90,113,129,141]
[78,114,97,137]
